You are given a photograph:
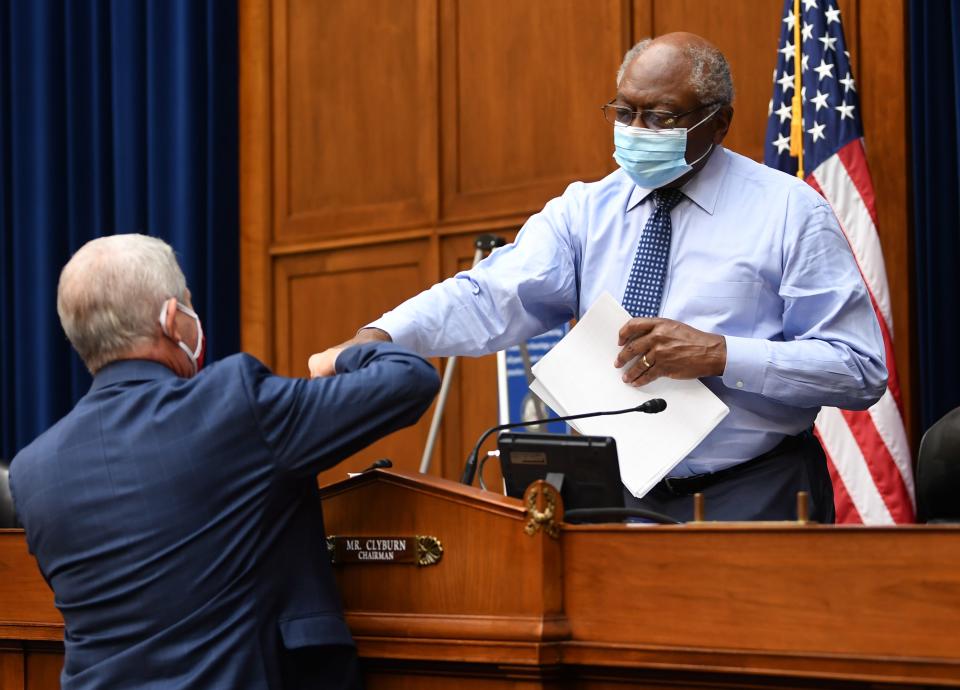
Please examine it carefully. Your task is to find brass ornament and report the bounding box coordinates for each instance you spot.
[416,535,444,566]
[524,481,562,539]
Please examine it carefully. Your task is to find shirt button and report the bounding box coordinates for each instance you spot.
[736,380,744,389]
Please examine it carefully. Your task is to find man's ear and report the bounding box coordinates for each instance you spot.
[161,298,181,342]
[712,105,733,144]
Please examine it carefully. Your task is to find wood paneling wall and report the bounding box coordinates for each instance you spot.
[240,0,914,484]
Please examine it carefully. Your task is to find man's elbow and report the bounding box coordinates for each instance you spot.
[848,359,888,411]
[416,364,442,401]
[404,360,441,416]
[867,365,889,408]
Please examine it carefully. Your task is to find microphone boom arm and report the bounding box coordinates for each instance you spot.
[460,399,665,486]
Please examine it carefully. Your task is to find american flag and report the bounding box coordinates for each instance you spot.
[764,0,915,523]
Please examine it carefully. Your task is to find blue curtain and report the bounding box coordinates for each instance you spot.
[909,0,960,431]
[0,0,239,459]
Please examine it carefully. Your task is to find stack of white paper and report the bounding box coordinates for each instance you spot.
[530,293,729,498]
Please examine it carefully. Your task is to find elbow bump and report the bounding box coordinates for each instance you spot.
[421,366,442,398]
[409,362,441,401]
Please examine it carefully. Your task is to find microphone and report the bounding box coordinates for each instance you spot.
[637,398,666,413]
[363,458,393,472]
[460,398,667,485]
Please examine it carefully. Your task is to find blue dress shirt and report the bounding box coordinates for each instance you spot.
[371,147,887,476]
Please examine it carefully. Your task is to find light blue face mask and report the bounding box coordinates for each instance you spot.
[613,107,718,189]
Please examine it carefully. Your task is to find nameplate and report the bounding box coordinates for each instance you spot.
[326,535,443,567]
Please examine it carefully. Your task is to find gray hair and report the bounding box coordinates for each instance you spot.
[57,234,188,373]
[617,39,735,106]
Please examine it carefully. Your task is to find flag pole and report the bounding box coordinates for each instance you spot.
[789,0,804,178]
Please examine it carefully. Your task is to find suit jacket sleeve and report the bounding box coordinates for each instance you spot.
[243,342,439,477]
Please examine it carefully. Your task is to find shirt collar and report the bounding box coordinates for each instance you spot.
[90,359,179,392]
[625,145,729,215]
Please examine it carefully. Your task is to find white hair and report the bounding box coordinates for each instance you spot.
[617,38,735,106]
[57,234,188,373]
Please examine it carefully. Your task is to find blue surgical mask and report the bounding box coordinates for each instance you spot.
[613,107,718,189]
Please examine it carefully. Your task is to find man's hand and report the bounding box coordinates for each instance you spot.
[308,348,344,378]
[614,317,726,387]
[306,328,392,378]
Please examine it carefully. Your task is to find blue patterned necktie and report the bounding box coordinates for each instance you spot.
[622,188,684,318]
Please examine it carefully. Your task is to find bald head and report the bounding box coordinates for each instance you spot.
[58,234,188,373]
[617,33,734,108]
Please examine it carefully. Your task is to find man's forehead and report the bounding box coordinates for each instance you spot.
[618,47,696,107]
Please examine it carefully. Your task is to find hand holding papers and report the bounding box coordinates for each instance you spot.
[530,293,729,498]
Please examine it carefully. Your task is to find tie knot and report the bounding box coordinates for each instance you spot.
[654,188,683,211]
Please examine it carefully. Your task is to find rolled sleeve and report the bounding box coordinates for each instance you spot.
[364,195,582,357]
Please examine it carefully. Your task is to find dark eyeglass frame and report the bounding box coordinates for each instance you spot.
[600,99,719,130]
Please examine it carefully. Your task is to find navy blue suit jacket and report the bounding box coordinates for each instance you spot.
[10,343,439,689]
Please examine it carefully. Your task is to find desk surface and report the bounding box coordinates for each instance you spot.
[2,470,959,689]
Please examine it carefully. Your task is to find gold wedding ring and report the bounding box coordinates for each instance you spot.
[642,354,651,369]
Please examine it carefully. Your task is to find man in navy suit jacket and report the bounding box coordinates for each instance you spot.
[9,234,440,689]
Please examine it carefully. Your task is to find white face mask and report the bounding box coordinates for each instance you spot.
[612,106,719,189]
[158,299,205,375]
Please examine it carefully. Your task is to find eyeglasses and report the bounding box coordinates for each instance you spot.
[600,100,718,130]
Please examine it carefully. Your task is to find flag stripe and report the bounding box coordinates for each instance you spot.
[837,138,878,227]
[829,142,906,409]
[866,289,904,410]
[807,170,913,523]
[868,389,916,501]
[807,164,914,521]
[841,406,915,523]
[821,436,863,523]
[810,149,894,330]
[815,406,894,524]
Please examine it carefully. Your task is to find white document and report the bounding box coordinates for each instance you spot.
[530,292,729,498]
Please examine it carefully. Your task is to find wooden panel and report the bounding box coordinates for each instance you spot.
[321,472,960,687]
[6,485,960,690]
[0,649,24,690]
[239,0,273,363]
[24,650,60,690]
[0,533,61,689]
[439,0,630,222]
[564,525,960,663]
[838,0,859,72]
[322,473,564,625]
[0,533,59,632]
[361,672,559,690]
[272,240,438,479]
[273,0,438,242]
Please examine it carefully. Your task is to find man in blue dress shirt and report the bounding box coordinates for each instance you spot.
[10,234,439,689]
[310,33,886,523]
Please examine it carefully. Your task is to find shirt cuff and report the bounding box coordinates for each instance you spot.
[721,335,769,394]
